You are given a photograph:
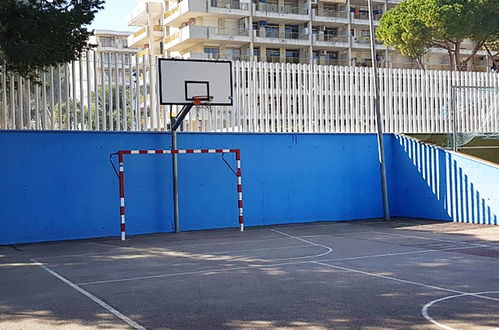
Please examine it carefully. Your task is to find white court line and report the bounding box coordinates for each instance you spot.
[372,231,488,247]
[87,235,311,250]
[35,244,310,260]
[76,244,485,286]
[313,261,499,304]
[31,258,145,330]
[77,260,312,286]
[421,291,499,330]
[270,229,333,254]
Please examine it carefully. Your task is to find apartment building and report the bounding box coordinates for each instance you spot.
[127,0,491,71]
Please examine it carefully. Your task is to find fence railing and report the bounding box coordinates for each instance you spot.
[1,52,498,133]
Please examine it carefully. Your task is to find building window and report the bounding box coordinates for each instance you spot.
[266,48,280,62]
[100,37,116,48]
[265,24,279,38]
[284,25,298,39]
[285,49,299,63]
[226,47,242,61]
[204,47,220,59]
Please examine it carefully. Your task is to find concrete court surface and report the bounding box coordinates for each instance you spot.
[1,218,499,329]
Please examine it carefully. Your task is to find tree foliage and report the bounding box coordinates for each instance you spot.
[0,0,104,78]
[377,0,499,71]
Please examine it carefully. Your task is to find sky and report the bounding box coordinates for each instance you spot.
[89,0,137,32]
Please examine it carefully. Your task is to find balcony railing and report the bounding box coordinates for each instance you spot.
[321,34,349,43]
[165,32,180,44]
[210,0,249,10]
[133,27,147,38]
[256,3,308,15]
[164,5,180,18]
[209,27,250,37]
[353,12,383,20]
[316,10,348,18]
[258,30,309,40]
[353,36,384,45]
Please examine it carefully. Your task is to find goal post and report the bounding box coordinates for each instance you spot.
[117,148,244,241]
[448,86,499,151]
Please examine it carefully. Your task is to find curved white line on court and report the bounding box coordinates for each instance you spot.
[268,229,333,260]
[421,291,499,330]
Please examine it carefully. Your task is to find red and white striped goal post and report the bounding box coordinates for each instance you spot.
[117,148,244,240]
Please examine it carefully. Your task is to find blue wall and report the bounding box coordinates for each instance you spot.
[2,131,497,245]
[390,135,499,225]
[0,131,387,244]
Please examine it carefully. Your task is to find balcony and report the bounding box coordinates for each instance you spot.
[164,25,209,51]
[313,9,349,23]
[254,3,309,21]
[208,27,251,42]
[352,36,385,49]
[208,0,250,16]
[313,34,350,48]
[353,12,383,20]
[163,0,208,28]
[255,30,310,46]
[128,27,148,48]
[127,1,163,26]
[351,11,383,25]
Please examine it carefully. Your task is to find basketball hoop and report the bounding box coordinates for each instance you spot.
[192,96,213,106]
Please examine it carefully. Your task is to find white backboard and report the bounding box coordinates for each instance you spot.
[158,59,233,106]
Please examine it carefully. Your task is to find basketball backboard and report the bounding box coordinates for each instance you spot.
[158,59,233,106]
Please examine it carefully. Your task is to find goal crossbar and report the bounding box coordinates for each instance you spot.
[117,148,244,240]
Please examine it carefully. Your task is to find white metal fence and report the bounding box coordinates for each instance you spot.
[1,51,498,133]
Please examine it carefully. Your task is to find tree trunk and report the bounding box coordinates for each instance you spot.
[416,57,425,70]
[455,41,463,71]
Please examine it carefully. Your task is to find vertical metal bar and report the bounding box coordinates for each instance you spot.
[368,0,390,220]
[451,86,457,151]
[50,66,55,129]
[171,118,180,233]
[135,55,141,131]
[101,54,106,130]
[108,54,113,130]
[10,73,15,129]
[65,63,70,130]
[94,52,99,130]
[79,57,85,130]
[87,51,92,130]
[72,61,77,129]
[149,55,155,130]
[27,78,31,129]
[35,72,40,130]
[2,63,7,129]
[42,71,47,130]
[57,64,62,129]
[129,54,135,131]
[142,55,147,130]
[115,52,120,130]
[122,53,127,131]
[18,76,23,129]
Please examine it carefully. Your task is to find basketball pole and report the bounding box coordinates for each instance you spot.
[368,0,390,221]
[170,104,194,233]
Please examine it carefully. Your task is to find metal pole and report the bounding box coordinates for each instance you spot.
[368,0,390,221]
[451,87,457,151]
[171,116,180,233]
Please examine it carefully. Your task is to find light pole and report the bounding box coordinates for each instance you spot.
[368,0,390,220]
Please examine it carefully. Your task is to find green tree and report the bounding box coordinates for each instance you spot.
[0,0,104,78]
[377,0,499,71]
